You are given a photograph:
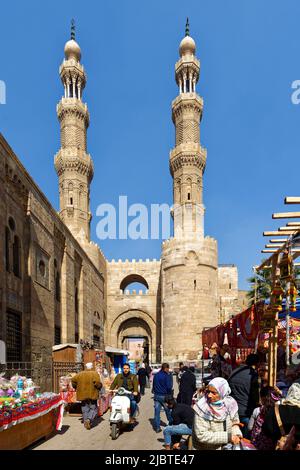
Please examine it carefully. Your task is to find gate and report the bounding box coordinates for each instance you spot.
[52,361,84,393]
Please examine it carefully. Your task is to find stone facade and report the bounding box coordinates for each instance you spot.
[0,23,244,379]
[106,259,161,363]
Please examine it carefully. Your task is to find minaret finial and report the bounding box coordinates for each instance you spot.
[71,18,75,40]
[185,17,190,36]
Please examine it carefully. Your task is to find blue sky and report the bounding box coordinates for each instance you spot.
[1,0,300,290]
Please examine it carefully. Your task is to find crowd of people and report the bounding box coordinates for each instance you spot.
[70,350,300,450]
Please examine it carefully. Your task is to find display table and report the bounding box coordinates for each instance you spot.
[0,395,64,450]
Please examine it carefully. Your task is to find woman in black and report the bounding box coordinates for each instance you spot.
[137,363,148,395]
[262,383,300,449]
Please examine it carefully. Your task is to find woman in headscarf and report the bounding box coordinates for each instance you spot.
[192,377,242,450]
[262,382,300,448]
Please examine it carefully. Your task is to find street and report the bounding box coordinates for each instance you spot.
[33,388,171,450]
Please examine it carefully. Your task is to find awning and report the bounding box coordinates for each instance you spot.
[52,343,78,351]
[105,346,129,355]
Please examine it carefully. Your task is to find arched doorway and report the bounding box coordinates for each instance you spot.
[118,317,152,364]
[110,309,157,363]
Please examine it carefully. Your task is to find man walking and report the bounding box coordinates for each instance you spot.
[137,363,147,395]
[163,398,194,450]
[71,362,102,429]
[177,366,196,406]
[152,363,173,433]
[110,363,139,422]
[228,353,260,437]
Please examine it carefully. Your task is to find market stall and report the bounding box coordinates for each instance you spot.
[202,301,300,369]
[0,374,64,450]
[56,347,116,417]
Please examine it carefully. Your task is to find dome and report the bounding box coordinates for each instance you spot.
[179,35,196,57]
[64,39,81,62]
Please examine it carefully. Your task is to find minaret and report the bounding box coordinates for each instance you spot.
[161,20,218,364]
[54,20,93,241]
[170,18,206,239]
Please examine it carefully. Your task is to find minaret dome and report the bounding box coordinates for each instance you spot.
[179,18,196,57]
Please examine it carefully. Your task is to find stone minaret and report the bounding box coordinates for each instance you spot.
[161,20,218,363]
[171,18,206,240]
[55,21,93,241]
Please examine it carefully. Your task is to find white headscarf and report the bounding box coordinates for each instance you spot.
[283,382,300,408]
[194,377,238,422]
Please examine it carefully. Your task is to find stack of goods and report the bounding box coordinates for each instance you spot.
[59,373,77,403]
[0,374,63,432]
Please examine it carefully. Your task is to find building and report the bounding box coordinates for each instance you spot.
[0,21,242,380]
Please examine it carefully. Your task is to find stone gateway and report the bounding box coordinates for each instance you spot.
[0,21,243,379]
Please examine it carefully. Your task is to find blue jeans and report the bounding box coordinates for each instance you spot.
[129,394,137,417]
[153,395,172,430]
[163,424,192,446]
[240,416,250,438]
[81,400,98,423]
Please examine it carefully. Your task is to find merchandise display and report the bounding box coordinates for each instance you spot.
[0,373,64,433]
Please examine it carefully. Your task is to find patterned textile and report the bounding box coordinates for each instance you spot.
[0,395,64,431]
[192,410,242,450]
[194,377,238,422]
[283,383,300,408]
[250,407,275,450]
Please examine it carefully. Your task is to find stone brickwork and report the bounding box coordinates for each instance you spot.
[217,265,240,323]
[106,259,161,363]
[161,237,218,362]
[0,135,106,390]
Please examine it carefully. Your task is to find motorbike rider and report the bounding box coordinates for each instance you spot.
[110,363,139,422]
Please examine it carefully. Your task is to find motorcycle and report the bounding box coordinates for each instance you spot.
[109,387,138,440]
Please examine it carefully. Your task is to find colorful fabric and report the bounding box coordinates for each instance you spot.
[250,407,275,450]
[194,378,238,422]
[283,383,300,408]
[0,395,64,432]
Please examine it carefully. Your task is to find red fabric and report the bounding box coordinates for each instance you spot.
[0,395,63,430]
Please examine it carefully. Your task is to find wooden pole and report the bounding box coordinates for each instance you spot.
[268,253,279,387]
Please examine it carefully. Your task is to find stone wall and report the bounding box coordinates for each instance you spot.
[0,135,106,390]
[106,259,161,363]
[161,236,218,363]
[217,265,240,322]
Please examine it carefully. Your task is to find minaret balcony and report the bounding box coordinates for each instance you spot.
[172,93,203,109]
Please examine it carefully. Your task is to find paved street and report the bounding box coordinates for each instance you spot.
[33,388,172,450]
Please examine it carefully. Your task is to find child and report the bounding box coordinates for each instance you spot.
[248,386,281,450]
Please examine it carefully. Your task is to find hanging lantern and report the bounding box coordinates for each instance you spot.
[279,251,293,280]
[272,281,284,311]
[289,283,298,312]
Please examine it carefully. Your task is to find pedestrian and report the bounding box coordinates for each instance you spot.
[210,347,226,378]
[71,362,102,430]
[228,353,260,437]
[145,363,152,388]
[110,363,139,423]
[137,363,147,395]
[177,366,196,406]
[192,377,242,450]
[248,386,281,450]
[163,398,194,450]
[152,363,173,433]
[202,344,210,360]
[262,382,300,449]
[176,362,184,385]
